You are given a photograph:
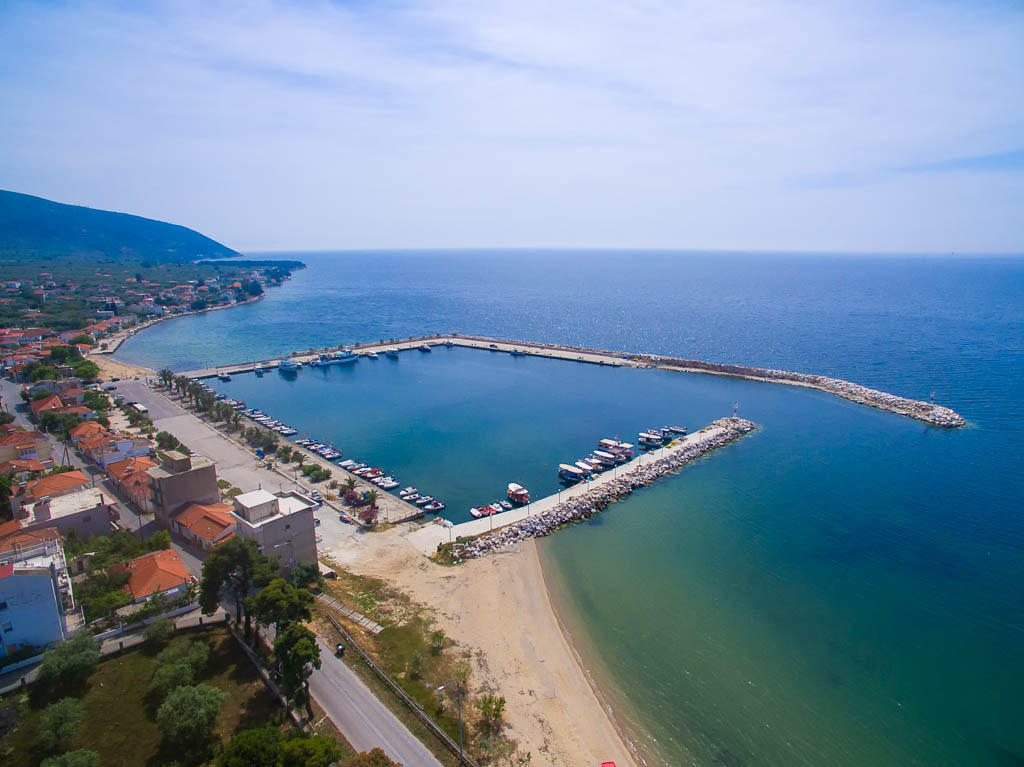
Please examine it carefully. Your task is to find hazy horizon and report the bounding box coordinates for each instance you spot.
[1,1,1022,253]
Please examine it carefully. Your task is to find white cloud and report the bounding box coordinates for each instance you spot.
[0,0,1021,251]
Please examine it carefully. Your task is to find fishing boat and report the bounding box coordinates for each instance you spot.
[575,460,597,474]
[667,425,687,435]
[499,499,513,510]
[218,373,231,382]
[639,432,663,447]
[592,449,617,464]
[510,349,526,356]
[488,502,504,514]
[255,368,264,377]
[507,483,531,505]
[385,349,399,358]
[278,358,301,372]
[559,463,586,482]
[418,344,432,352]
[424,501,446,512]
[364,351,378,359]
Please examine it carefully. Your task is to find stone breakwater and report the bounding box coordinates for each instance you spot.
[452,418,757,560]
[447,334,965,428]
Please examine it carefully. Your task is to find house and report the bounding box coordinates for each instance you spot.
[106,455,157,507]
[145,451,219,521]
[79,431,151,468]
[0,429,52,468]
[68,421,106,445]
[17,487,118,540]
[29,394,63,419]
[112,549,192,603]
[0,458,47,482]
[171,502,236,550]
[0,534,76,657]
[23,470,91,503]
[231,489,318,567]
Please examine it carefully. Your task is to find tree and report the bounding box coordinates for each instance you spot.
[365,489,380,509]
[148,660,196,702]
[274,624,320,717]
[348,749,402,767]
[70,334,94,346]
[407,649,425,680]
[40,751,100,767]
[200,537,273,636]
[429,629,446,656]
[216,727,283,767]
[474,694,507,737]
[248,578,314,636]
[0,471,14,520]
[143,617,176,646]
[280,736,344,767]
[71,360,100,381]
[38,697,84,751]
[38,633,100,687]
[156,684,224,746]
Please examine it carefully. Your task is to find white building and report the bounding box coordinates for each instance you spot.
[231,489,318,567]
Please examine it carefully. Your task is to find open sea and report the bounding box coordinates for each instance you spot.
[116,250,1024,767]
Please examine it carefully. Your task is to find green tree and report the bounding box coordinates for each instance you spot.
[156,684,224,746]
[248,578,314,636]
[147,529,172,550]
[37,633,100,687]
[149,661,196,702]
[429,629,446,656]
[0,471,14,519]
[474,694,507,737]
[280,735,344,767]
[215,727,283,767]
[143,617,176,646]
[38,697,84,751]
[274,624,321,718]
[71,360,100,381]
[40,750,100,767]
[70,334,94,346]
[348,749,402,767]
[200,537,273,636]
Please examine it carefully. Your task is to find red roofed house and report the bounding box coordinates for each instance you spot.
[0,429,52,467]
[69,421,106,444]
[106,455,157,507]
[22,470,91,503]
[171,502,236,550]
[30,395,63,419]
[0,458,47,482]
[112,549,192,602]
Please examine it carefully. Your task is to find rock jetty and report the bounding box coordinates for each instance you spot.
[453,417,757,560]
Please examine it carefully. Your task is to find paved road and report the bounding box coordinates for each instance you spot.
[310,638,444,767]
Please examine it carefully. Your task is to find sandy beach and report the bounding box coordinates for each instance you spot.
[327,529,640,767]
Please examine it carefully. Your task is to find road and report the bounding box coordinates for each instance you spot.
[310,638,444,767]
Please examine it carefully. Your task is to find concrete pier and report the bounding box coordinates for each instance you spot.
[406,418,757,556]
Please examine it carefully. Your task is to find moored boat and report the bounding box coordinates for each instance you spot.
[488,502,504,514]
[418,344,432,352]
[507,482,531,505]
[424,501,446,512]
[385,349,399,358]
[558,463,586,482]
[278,358,301,371]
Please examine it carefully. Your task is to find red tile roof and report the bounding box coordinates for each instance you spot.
[114,549,191,600]
[174,503,235,542]
[24,470,90,500]
[0,429,45,447]
[30,395,63,415]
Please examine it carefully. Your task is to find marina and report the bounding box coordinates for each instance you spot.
[184,332,965,428]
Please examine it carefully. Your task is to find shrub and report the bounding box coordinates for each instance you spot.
[37,634,100,687]
[38,698,84,751]
[143,618,176,647]
[156,684,224,746]
[40,750,100,767]
[215,727,283,767]
[149,661,195,701]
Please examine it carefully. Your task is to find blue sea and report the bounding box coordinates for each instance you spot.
[116,250,1024,766]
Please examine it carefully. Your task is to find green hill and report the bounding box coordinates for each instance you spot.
[0,189,239,263]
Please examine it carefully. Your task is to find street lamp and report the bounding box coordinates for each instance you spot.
[436,683,464,764]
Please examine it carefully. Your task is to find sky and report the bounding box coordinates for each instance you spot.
[1,0,1022,253]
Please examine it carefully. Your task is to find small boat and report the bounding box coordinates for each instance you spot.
[507,483,531,505]
[510,349,526,356]
[351,463,368,472]
[399,486,417,496]
[639,432,663,447]
[415,495,433,506]
[339,459,356,468]
[667,425,688,435]
[378,479,400,490]
[364,351,378,359]
[592,450,617,464]
[424,501,446,512]
[559,463,586,481]
[470,506,490,518]
[405,494,421,503]
[418,344,432,352]
[385,349,399,358]
[218,373,231,382]
[255,369,264,377]
[499,499,512,510]
[488,502,503,514]
[278,358,301,371]
[575,460,597,474]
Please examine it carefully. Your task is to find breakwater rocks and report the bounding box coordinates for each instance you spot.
[448,334,965,428]
[452,418,757,560]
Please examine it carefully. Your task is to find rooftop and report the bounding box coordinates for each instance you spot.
[23,487,114,524]
[113,549,191,601]
[24,470,90,500]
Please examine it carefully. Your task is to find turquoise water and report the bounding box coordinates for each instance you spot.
[117,251,1024,766]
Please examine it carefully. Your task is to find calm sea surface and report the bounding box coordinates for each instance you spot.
[117,251,1024,766]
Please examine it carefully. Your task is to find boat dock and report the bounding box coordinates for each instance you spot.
[179,332,963,427]
[405,418,756,556]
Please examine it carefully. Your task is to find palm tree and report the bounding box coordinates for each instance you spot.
[365,489,380,510]
[342,476,357,494]
[158,368,175,388]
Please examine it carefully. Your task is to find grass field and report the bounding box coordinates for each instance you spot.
[1,627,282,767]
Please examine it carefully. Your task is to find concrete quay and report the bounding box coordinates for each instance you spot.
[406,417,757,557]
[179,332,964,428]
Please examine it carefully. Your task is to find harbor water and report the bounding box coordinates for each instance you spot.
[117,250,1024,766]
